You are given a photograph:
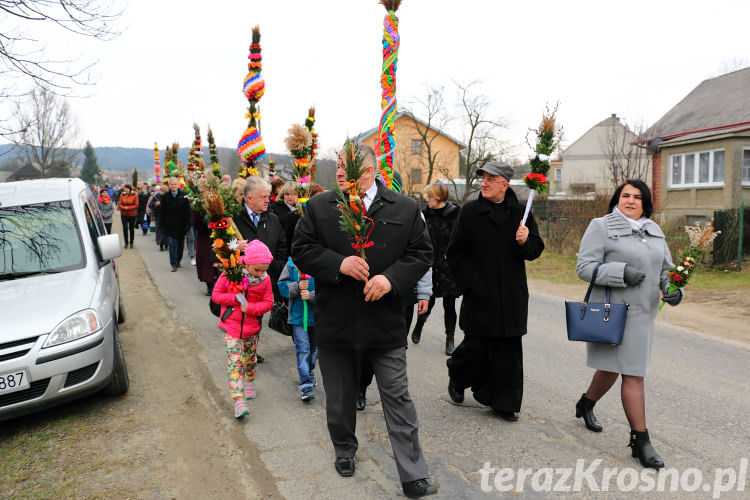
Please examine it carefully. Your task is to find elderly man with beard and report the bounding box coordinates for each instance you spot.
[446,162,544,421]
[291,143,437,498]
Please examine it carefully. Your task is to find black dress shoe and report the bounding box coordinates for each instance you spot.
[448,381,464,404]
[402,478,438,498]
[496,410,519,421]
[629,429,664,469]
[575,393,603,432]
[256,353,264,363]
[334,457,355,477]
[356,391,366,411]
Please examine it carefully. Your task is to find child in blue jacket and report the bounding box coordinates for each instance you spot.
[278,257,318,401]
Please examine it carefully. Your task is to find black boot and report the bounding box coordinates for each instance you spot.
[629,429,664,469]
[445,334,454,355]
[575,393,603,432]
[411,317,426,344]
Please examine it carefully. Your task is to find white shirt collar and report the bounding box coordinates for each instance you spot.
[362,182,378,211]
[245,205,259,218]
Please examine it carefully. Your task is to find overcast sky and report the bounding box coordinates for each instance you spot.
[3,0,749,162]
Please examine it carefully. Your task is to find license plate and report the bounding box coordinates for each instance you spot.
[0,369,31,395]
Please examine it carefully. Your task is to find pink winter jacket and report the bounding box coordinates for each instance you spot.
[211,273,273,339]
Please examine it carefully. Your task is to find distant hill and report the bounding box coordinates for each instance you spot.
[0,143,336,187]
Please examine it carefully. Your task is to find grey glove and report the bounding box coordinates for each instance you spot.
[623,265,646,286]
[662,288,682,306]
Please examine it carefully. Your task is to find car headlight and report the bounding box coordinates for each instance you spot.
[43,310,101,348]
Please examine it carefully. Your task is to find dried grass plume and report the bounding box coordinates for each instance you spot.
[380,0,402,12]
[285,123,312,153]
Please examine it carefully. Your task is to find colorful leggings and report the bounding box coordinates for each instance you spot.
[225,334,258,401]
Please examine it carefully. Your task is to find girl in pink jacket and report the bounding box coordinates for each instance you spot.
[211,240,274,418]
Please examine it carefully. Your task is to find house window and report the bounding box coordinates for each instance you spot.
[411,139,422,155]
[612,163,619,179]
[668,149,725,187]
[410,168,422,185]
[743,149,750,184]
[554,168,562,182]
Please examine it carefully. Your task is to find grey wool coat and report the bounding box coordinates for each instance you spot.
[576,212,678,376]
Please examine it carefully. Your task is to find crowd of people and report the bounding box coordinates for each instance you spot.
[89,148,683,497]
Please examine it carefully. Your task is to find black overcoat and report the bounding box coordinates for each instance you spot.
[291,184,432,350]
[158,190,191,238]
[233,207,288,281]
[447,188,544,338]
[423,202,462,297]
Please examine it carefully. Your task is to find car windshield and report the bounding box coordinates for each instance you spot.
[0,200,85,280]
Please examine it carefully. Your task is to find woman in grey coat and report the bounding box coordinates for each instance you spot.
[574,179,682,469]
[97,188,114,234]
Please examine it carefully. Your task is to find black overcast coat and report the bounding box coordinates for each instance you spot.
[158,190,191,238]
[447,188,544,338]
[233,207,287,281]
[291,184,432,350]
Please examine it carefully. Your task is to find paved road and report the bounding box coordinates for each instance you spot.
[138,236,749,499]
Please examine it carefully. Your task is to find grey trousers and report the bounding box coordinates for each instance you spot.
[318,347,429,483]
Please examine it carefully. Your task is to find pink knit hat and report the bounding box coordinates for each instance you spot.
[241,239,273,265]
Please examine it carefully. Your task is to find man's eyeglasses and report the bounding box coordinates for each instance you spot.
[480,175,508,185]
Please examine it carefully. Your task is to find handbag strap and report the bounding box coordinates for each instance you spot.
[582,263,612,305]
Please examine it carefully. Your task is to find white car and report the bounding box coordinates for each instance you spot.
[0,178,128,421]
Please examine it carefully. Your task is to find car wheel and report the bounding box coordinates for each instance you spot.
[117,293,126,324]
[102,321,129,396]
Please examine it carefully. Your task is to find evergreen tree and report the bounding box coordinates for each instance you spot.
[132,167,138,187]
[80,141,101,185]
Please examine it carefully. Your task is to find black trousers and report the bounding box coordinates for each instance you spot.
[121,215,136,245]
[447,335,523,412]
[413,295,457,336]
[318,346,429,482]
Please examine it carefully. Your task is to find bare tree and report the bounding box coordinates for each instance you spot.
[0,0,121,96]
[454,80,509,202]
[400,85,452,186]
[600,117,651,191]
[9,86,79,177]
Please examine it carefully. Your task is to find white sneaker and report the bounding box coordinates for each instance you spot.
[190,258,196,266]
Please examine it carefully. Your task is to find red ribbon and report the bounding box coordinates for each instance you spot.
[350,215,375,252]
[208,217,230,230]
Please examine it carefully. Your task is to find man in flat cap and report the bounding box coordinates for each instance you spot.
[445,161,544,421]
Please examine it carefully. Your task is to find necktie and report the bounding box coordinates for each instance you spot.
[251,212,259,227]
[360,192,368,213]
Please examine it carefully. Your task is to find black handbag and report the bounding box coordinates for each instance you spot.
[209,298,221,317]
[565,263,628,345]
[268,301,292,336]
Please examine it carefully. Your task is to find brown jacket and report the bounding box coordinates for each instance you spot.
[118,192,139,217]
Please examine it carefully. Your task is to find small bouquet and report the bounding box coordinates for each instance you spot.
[522,104,559,226]
[199,179,248,293]
[335,139,373,259]
[659,220,720,310]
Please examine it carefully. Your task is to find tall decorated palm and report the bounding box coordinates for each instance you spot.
[237,26,266,178]
[375,0,402,191]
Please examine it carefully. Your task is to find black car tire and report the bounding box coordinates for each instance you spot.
[117,293,126,324]
[102,322,129,396]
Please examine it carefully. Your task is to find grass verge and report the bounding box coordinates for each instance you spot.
[527,252,750,291]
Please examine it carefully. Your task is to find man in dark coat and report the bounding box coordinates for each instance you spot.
[292,144,438,498]
[446,162,544,421]
[233,175,287,293]
[158,177,191,272]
